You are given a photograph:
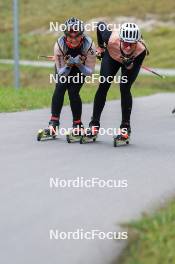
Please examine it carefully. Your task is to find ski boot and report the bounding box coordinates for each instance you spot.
[66,120,84,143]
[113,122,131,147]
[80,120,100,144]
[37,117,59,141]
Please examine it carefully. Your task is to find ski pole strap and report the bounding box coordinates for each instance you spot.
[139,38,150,56]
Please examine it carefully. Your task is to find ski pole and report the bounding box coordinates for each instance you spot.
[38,55,55,61]
[141,65,165,79]
[38,55,166,79]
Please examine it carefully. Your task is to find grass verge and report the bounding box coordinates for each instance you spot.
[1,0,175,68]
[0,64,175,112]
[116,198,175,264]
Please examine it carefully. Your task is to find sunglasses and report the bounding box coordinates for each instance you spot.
[66,35,82,42]
[122,41,137,48]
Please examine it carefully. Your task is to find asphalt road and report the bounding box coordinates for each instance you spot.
[0,93,175,264]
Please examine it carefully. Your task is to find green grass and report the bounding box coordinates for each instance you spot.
[1,0,175,67]
[2,0,175,33]
[1,27,175,68]
[116,199,175,264]
[0,64,175,112]
[143,28,175,68]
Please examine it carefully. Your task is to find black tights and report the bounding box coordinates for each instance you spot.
[92,49,146,125]
[51,70,84,122]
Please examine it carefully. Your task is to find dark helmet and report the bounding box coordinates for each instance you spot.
[64,17,84,37]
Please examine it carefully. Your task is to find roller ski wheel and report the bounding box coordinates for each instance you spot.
[80,136,97,144]
[66,121,84,143]
[66,133,82,143]
[80,132,98,144]
[66,128,83,143]
[37,127,58,141]
[80,121,99,144]
[113,134,130,147]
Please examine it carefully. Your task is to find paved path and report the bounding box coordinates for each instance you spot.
[0,94,175,264]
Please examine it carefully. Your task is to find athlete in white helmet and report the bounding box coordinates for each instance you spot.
[86,21,149,144]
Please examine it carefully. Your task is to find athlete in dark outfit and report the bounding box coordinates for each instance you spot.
[88,22,148,139]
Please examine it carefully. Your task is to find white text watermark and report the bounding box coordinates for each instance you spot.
[50,229,128,240]
[50,177,128,189]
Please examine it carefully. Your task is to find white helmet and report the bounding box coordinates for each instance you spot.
[119,23,141,43]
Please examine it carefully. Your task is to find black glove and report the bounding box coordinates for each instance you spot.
[73,55,86,66]
[121,56,134,68]
[96,51,105,61]
[64,55,75,67]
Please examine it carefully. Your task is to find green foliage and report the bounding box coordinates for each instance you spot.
[1,0,175,67]
[0,64,175,112]
[117,199,175,264]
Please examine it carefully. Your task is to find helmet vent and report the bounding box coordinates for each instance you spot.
[136,30,138,39]
[126,30,128,38]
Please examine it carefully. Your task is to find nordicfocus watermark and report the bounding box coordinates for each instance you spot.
[49,21,120,33]
[50,229,128,240]
[50,177,128,189]
[50,73,128,84]
[52,127,128,137]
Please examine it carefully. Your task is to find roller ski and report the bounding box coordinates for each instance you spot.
[113,124,131,147]
[66,121,84,143]
[80,120,99,144]
[37,118,59,141]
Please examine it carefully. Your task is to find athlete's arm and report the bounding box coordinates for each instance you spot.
[97,22,112,48]
[134,49,147,66]
[83,41,96,76]
[58,66,71,76]
[54,42,71,76]
[75,41,96,76]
